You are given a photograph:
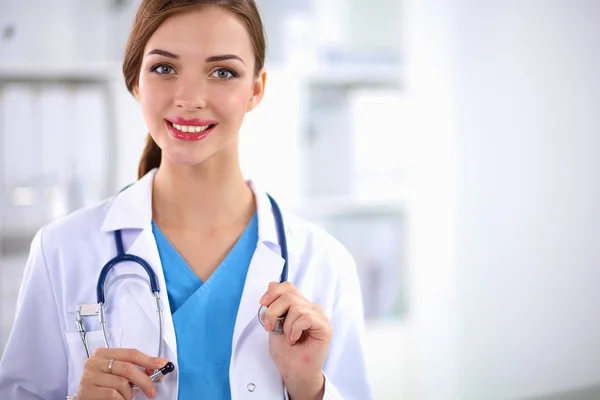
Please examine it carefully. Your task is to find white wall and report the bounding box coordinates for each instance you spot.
[455,1,600,398]
[403,0,460,396]
[408,0,600,399]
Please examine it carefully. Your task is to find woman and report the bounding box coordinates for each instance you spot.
[0,1,372,399]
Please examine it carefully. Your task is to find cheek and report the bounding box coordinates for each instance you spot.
[138,77,170,119]
[211,86,250,118]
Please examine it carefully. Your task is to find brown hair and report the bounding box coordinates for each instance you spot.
[122,0,266,179]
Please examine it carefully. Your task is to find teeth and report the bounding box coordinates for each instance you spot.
[172,123,211,133]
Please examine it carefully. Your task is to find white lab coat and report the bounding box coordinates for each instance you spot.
[0,169,373,399]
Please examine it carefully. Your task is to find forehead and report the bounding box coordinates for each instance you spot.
[145,6,254,60]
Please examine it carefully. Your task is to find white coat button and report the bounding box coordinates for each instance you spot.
[247,383,256,392]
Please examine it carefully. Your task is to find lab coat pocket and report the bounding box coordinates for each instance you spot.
[65,329,122,387]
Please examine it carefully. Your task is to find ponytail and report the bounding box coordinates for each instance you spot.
[138,133,162,179]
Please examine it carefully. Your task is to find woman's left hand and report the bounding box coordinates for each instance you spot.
[260,281,332,400]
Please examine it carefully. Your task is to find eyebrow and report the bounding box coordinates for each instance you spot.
[146,49,245,65]
[147,49,179,59]
[205,54,245,65]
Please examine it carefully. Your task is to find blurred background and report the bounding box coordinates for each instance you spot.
[1,0,600,399]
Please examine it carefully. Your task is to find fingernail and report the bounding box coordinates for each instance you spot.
[260,294,269,303]
[151,388,157,398]
[156,358,169,367]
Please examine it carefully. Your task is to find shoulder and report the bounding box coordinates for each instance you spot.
[18,197,116,311]
[36,197,115,253]
[280,210,358,296]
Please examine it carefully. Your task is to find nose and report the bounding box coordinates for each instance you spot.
[174,76,207,110]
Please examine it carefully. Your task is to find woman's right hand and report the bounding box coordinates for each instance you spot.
[77,348,168,400]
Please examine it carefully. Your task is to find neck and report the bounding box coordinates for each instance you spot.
[152,155,255,232]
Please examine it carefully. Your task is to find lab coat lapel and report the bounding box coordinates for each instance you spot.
[124,226,178,358]
[232,242,284,356]
[99,169,177,358]
[232,184,287,357]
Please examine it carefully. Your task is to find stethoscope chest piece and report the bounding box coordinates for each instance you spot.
[257,305,286,333]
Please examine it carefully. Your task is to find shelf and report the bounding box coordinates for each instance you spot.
[0,63,121,85]
[0,222,44,238]
[306,63,403,89]
[292,194,407,219]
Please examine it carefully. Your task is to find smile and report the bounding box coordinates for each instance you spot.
[165,120,217,141]
[170,123,214,133]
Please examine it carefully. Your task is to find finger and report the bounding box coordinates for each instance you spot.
[144,367,166,383]
[93,358,156,399]
[92,348,168,371]
[90,373,133,400]
[108,361,156,398]
[282,305,314,344]
[290,312,332,343]
[263,292,308,330]
[259,281,302,307]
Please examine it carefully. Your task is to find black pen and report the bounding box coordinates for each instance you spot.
[130,362,175,389]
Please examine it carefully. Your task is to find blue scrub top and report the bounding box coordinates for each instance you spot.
[152,213,258,399]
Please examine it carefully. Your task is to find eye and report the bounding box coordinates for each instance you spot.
[211,68,237,79]
[150,64,176,75]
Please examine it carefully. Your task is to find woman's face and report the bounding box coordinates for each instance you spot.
[135,6,265,168]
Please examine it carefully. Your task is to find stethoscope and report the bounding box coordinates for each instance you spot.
[75,194,288,362]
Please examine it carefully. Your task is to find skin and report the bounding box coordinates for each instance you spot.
[77,6,330,400]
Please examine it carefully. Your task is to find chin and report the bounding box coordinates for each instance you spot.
[165,154,208,167]
[162,146,216,168]
[157,132,238,168]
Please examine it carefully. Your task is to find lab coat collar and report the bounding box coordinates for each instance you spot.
[100,169,155,232]
[249,180,281,248]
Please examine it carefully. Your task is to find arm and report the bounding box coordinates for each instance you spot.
[0,228,69,399]
[321,249,373,400]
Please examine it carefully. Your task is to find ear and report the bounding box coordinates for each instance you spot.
[247,68,267,112]
[133,85,140,102]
